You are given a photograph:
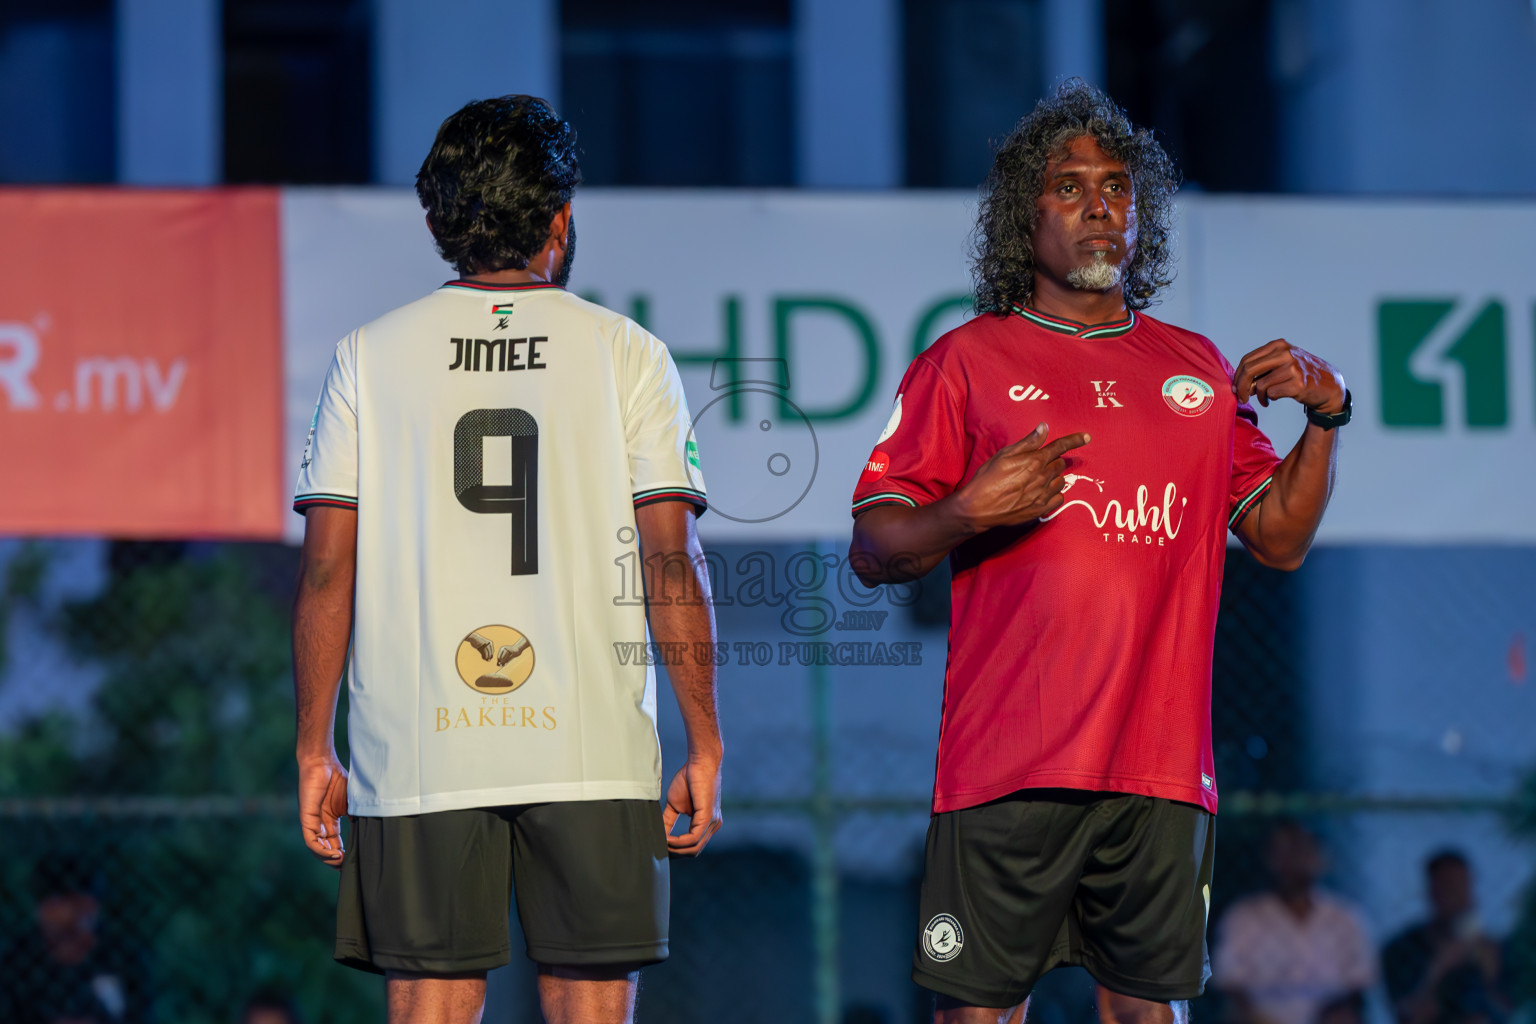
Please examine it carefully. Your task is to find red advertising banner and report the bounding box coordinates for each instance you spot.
[0,189,283,538]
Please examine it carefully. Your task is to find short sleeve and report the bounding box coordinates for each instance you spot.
[1221,353,1283,532]
[293,333,359,515]
[622,325,707,516]
[851,356,968,517]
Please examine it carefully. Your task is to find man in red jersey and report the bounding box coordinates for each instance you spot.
[849,80,1349,1024]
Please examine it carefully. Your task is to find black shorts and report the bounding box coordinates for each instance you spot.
[335,799,669,975]
[912,789,1214,1007]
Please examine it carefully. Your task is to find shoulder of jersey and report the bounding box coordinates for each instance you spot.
[1135,312,1231,366]
[919,311,1006,364]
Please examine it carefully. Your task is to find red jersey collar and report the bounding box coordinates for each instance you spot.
[1012,303,1137,339]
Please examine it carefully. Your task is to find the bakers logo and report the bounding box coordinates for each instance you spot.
[1162,375,1215,417]
[456,625,536,694]
[436,625,555,733]
[1042,479,1188,545]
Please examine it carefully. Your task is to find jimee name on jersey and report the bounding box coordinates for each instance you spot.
[1040,480,1188,545]
[448,336,549,372]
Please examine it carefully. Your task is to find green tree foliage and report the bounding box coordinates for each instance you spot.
[0,546,382,1023]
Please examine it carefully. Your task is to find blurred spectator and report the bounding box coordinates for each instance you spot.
[238,990,302,1024]
[0,857,147,1024]
[1212,821,1377,1024]
[1316,992,1368,1024]
[1381,850,1510,1024]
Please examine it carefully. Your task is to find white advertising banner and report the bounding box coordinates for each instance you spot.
[282,190,1536,543]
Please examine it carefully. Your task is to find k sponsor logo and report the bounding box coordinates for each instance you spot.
[1091,380,1123,408]
[1162,375,1215,417]
[923,914,964,962]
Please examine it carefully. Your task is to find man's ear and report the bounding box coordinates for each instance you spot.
[548,202,571,247]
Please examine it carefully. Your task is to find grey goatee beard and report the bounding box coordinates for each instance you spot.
[1066,250,1123,292]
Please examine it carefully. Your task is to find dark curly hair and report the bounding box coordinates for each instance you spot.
[416,95,581,275]
[972,79,1179,314]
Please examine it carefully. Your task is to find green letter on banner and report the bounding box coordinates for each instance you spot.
[671,295,745,422]
[912,294,972,361]
[1446,301,1506,427]
[1379,299,1506,428]
[774,297,880,421]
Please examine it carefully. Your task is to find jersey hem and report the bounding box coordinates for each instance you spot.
[348,780,661,817]
[933,770,1217,815]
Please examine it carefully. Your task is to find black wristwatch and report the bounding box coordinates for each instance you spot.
[1305,388,1352,430]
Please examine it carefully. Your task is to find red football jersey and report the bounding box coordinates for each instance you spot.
[852,307,1281,814]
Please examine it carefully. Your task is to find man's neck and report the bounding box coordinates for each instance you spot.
[1029,277,1128,325]
[459,267,553,287]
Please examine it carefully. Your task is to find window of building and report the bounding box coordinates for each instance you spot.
[222,0,371,184]
[560,0,794,187]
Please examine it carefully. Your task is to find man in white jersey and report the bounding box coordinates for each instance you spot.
[291,95,723,1024]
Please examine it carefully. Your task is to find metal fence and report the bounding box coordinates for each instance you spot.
[1,539,1533,1024]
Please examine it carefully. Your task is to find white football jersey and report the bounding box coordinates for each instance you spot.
[295,280,707,817]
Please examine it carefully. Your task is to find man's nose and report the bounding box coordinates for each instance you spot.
[1084,192,1110,218]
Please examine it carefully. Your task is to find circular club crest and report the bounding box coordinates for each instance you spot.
[456,625,535,694]
[1162,375,1216,417]
[922,913,964,962]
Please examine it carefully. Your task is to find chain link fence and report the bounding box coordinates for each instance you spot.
[1,538,1533,1024]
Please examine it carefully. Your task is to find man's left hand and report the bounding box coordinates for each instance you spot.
[1232,339,1346,414]
[297,752,349,868]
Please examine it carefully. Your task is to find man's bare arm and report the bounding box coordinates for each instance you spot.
[850,423,1090,584]
[1231,340,1344,571]
[292,506,357,867]
[635,500,722,856]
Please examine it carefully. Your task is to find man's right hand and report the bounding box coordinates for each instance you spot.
[662,752,723,857]
[955,422,1091,530]
[297,751,349,868]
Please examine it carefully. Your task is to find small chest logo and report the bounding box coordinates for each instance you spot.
[1091,380,1123,408]
[922,913,964,962]
[1009,384,1050,401]
[1162,375,1215,417]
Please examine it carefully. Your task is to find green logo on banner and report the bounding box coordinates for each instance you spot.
[1378,299,1507,427]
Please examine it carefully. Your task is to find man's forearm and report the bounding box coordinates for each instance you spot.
[647,585,722,757]
[636,503,721,757]
[850,494,979,585]
[1243,423,1338,570]
[292,557,354,759]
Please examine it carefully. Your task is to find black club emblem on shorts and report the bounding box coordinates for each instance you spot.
[922,913,964,962]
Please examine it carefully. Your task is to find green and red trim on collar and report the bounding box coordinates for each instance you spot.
[1012,304,1137,340]
[441,280,564,293]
